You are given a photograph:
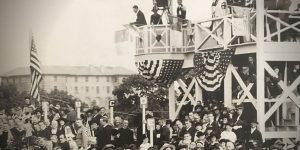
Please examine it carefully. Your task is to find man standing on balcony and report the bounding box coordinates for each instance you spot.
[131,5,147,27]
[177,0,186,20]
[212,0,229,39]
[150,8,163,25]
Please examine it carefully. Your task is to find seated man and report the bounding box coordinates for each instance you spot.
[131,5,147,27]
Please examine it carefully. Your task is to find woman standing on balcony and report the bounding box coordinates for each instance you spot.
[212,0,229,39]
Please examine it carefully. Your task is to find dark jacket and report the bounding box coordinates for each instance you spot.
[96,125,112,149]
[119,127,134,147]
[246,128,263,143]
[150,14,163,25]
[134,10,147,26]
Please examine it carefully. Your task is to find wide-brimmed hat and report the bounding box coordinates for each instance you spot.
[57,118,68,123]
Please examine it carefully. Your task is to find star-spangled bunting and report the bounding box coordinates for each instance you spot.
[194,48,235,91]
[136,59,184,85]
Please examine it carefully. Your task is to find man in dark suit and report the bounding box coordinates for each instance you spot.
[118,119,134,147]
[131,5,147,27]
[159,119,171,145]
[96,117,112,149]
[184,119,197,141]
[150,8,163,25]
[245,121,263,149]
[207,112,221,136]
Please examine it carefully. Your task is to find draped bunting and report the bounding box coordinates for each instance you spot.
[136,59,184,85]
[194,48,235,91]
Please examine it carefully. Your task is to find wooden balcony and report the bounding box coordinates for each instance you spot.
[135,24,195,55]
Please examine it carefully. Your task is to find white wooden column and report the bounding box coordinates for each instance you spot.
[223,17,232,49]
[169,82,176,121]
[256,0,265,140]
[224,65,232,107]
[195,82,203,105]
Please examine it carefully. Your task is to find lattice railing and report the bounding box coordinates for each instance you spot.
[196,12,257,51]
[264,10,300,42]
[135,24,195,55]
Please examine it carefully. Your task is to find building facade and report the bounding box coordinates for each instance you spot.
[1,66,135,107]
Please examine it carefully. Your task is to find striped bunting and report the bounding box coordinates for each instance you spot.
[136,59,184,85]
[194,48,235,91]
[30,37,42,101]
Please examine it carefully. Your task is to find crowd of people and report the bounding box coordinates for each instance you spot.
[1,95,300,150]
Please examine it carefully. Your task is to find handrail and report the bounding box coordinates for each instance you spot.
[266,10,300,14]
[196,15,233,24]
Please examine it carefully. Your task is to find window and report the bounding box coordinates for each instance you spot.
[96,86,100,94]
[112,77,118,82]
[106,76,110,82]
[86,86,89,93]
[54,76,57,82]
[107,86,110,94]
[85,76,89,82]
[96,77,99,82]
[75,76,78,82]
[75,87,78,94]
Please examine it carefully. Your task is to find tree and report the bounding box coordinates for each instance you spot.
[0,84,29,110]
[0,84,88,110]
[112,75,169,114]
[40,89,88,109]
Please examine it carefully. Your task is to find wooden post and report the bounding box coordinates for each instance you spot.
[42,101,49,122]
[223,17,232,49]
[224,65,232,107]
[256,0,265,141]
[110,107,114,125]
[142,105,146,134]
[140,97,148,134]
[147,118,155,147]
[109,100,115,125]
[169,82,176,120]
[75,101,81,119]
[195,81,203,105]
[149,127,154,146]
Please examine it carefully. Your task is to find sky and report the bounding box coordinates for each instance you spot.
[0,0,212,75]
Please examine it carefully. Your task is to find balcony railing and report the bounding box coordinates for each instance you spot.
[196,11,257,51]
[264,10,300,42]
[135,24,195,55]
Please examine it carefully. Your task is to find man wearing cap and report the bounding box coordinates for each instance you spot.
[131,5,147,27]
[245,121,262,148]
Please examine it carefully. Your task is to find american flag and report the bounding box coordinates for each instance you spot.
[194,48,235,91]
[30,37,42,102]
[136,59,184,85]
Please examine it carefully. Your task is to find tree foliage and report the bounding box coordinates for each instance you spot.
[0,84,88,110]
[112,75,169,113]
[0,84,28,109]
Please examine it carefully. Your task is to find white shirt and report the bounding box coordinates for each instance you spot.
[251,127,256,134]
[214,0,228,17]
[139,143,151,150]
[220,131,237,143]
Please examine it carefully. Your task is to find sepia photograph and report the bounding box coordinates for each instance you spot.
[0,0,300,149]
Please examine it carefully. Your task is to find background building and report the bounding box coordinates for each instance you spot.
[1,65,135,107]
